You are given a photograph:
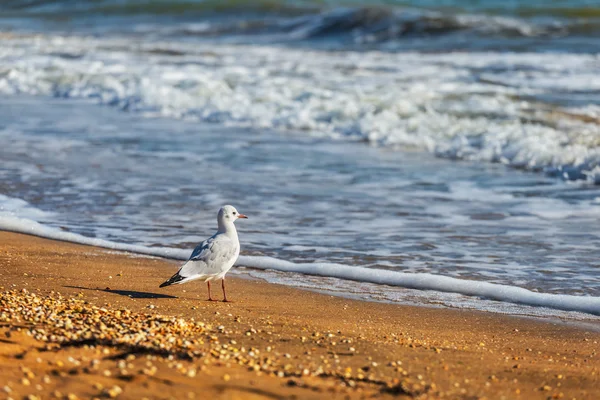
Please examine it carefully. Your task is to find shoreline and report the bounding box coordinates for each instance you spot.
[1,231,599,399]
[4,221,599,321]
[234,270,600,330]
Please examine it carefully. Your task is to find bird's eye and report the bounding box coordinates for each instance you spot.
[233,211,237,215]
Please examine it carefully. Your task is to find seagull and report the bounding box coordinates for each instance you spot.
[159,205,248,302]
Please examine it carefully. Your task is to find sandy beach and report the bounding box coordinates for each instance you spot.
[0,231,598,399]
[3,0,600,398]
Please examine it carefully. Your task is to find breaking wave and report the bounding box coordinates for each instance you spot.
[1,33,599,182]
[1,1,599,51]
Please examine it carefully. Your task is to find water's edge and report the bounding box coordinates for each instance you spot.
[2,212,599,320]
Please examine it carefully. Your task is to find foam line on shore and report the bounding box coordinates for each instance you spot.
[238,256,600,316]
[1,214,599,316]
[0,215,189,260]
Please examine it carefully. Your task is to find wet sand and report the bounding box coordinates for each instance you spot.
[1,231,599,399]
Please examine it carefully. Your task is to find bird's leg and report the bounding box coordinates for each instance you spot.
[221,278,230,302]
[207,281,217,301]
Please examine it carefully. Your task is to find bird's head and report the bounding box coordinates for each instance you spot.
[218,205,248,224]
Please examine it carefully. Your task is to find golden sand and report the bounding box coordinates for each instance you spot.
[1,231,599,399]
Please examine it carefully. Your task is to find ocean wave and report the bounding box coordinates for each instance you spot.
[1,34,599,182]
[158,7,583,48]
[3,0,600,20]
[231,7,600,41]
[1,201,599,316]
[1,1,599,49]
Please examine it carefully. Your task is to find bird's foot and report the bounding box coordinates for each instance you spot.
[222,298,231,303]
[207,298,218,302]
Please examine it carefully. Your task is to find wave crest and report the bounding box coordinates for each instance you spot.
[2,34,600,182]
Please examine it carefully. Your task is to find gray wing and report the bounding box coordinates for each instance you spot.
[188,238,214,262]
[179,234,238,278]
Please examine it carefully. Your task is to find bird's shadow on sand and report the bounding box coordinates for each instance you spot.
[64,285,177,299]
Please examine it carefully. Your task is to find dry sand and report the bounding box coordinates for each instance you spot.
[0,231,599,399]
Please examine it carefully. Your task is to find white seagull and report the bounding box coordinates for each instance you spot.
[160,205,247,302]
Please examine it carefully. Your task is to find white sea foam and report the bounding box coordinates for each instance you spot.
[237,256,600,315]
[1,210,599,317]
[0,194,55,219]
[0,214,188,260]
[1,34,599,180]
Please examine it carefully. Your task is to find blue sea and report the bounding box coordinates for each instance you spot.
[1,0,600,319]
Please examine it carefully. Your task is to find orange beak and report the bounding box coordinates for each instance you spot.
[237,213,248,219]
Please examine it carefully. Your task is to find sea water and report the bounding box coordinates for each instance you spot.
[1,0,599,319]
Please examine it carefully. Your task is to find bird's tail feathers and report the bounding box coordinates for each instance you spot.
[159,272,185,288]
